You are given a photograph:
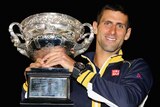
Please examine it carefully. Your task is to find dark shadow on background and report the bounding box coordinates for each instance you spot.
[1,0,159,106]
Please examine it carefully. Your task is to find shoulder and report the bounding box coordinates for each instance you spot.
[123,58,153,80]
[124,58,149,68]
[121,58,153,78]
[125,58,153,91]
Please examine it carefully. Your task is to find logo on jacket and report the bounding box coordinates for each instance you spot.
[136,73,142,79]
[112,69,120,76]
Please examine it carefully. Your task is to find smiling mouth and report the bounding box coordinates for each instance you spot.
[106,36,116,41]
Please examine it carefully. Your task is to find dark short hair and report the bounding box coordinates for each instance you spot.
[96,0,130,28]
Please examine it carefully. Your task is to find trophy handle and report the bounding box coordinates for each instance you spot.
[74,23,94,57]
[8,22,28,57]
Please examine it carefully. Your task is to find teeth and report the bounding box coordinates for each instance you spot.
[107,37,116,41]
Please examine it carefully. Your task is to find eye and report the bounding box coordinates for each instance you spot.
[117,24,126,29]
[104,21,112,26]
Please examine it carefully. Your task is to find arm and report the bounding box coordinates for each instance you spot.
[75,58,153,107]
[21,58,46,101]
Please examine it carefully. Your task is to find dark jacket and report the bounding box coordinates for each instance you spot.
[21,50,153,107]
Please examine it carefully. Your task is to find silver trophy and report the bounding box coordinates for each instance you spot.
[8,12,94,106]
[9,12,94,59]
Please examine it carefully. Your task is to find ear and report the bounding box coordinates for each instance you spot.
[92,21,98,34]
[124,28,132,40]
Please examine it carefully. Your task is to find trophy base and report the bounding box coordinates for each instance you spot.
[21,68,74,107]
[20,99,74,107]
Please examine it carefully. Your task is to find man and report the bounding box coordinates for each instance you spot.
[21,1,153,107]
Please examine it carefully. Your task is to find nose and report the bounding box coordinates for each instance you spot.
[109,25,116,35]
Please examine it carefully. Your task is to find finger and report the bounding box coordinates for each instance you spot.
[25,67,31,72]
[29,62,42,68]
[42,46,66,61]
[42,58,61,67]
[36,58,44,64]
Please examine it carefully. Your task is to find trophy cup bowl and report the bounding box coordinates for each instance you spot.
[9,12,94,59]
[8,12,94,106]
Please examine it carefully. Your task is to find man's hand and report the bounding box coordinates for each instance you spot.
[41,46,75,72]
[24,58,44,79]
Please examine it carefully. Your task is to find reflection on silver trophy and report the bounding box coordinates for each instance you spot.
[8,12,94,59]
[8,12,94,105]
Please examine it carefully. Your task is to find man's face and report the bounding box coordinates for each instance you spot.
[93,10,131,53]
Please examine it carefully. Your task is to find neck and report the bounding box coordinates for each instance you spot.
[94,49,119,68]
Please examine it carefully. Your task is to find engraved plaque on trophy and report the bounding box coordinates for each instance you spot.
[27,68,71,102]
[8,12,94,106]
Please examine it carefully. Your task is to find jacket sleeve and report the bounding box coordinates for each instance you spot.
[76,58,153,107]
[21,81,28,102]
